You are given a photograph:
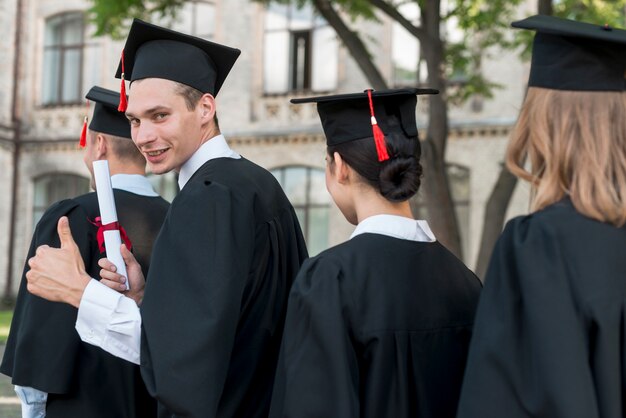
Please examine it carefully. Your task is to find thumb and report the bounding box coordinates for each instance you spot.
[120,243,136,266]
[57,216,78,250]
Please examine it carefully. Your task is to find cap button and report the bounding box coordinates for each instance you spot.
[602,23,612,31]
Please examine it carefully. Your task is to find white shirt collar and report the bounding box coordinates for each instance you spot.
[350,214,437,243]
[110,174,158,197]
[178,134,241,190]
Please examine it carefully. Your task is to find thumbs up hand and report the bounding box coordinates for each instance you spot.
[26,216,91,308]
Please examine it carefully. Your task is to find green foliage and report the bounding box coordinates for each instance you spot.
[0,310,13,344]
[88,0,187,39]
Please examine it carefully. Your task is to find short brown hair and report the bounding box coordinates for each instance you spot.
[107,134,146,167]
[173,82,220,129]
[506,87,626,226]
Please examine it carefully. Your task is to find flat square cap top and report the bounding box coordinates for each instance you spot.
[85,86,131,139]
[512,15,626,91]
[115,19,241,96]
[291,88,437,146]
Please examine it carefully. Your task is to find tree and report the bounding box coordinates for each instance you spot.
[88,0,626,274]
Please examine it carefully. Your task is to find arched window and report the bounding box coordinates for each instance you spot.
[147,172,179,203]
[271,166,332,255]
[33,173,90,225]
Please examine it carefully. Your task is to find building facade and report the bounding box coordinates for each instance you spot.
[0,0,537,299]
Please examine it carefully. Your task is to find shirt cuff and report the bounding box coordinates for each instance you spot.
[15,385,47,418]
[75,279,142,365]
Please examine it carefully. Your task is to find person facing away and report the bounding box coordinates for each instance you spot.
[268,88,482,418]
[1,85,170,418]
[23,18,309,418]
[456,15,626,418]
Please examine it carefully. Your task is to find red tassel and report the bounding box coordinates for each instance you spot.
[118,77,127,112]
[366,90,389,162]
[79,116,87,148]
[79,99,89,148]
[372,121,389,161]
[118,49,128,112]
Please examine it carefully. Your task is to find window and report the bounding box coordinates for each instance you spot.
[33,174,90,225]
[412,164,470,259]
[264,2,338,94]
[147,172,179,202]
[271,166,332,256]
[42,12,101,106]
[168,0,215,40]
[391,3,427,87]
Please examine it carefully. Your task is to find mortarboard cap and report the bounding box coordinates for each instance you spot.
[291,88,438,160]
[85,86,132,139]
[115,19,241,97]
[512,15,626,91]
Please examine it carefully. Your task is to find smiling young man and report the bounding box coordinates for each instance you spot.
[24,19,308,418]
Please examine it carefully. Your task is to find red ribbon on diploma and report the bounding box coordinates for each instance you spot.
[89,217,132,254]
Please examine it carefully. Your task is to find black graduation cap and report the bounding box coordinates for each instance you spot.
[85,86,131,139]
[291,88,438,161]
[114,18,241,103]
[512,15,626,91]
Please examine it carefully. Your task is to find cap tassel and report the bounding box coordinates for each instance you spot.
[79,99,89,148]
[366,89,389,162]
[118,50,128,112]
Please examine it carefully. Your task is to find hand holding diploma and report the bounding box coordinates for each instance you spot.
[98,247,146,306]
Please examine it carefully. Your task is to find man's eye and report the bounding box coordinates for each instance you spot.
[155,113,167,120]
[129,118,140,126]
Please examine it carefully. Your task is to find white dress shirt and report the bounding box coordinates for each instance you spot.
[350,214,436,242]
[74,135,240,367]
[16,173,159,418]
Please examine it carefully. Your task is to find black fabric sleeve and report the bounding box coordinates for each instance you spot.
[0,199,97,393]
[457,217,598,418]
[269,256,360,418]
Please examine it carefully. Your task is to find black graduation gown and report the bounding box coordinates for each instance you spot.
[139,157,308,418]
[457,199,626,418]
[269,233,482,418]
[1,189,170,418]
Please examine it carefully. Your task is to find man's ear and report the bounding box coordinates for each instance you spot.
[198,93,216,124]
[95,133,107,160]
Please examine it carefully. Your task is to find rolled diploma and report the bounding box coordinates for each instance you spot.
[93,160,129,290]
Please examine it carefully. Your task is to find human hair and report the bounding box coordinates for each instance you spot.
[327,130,422,202]
[106,134,147,167]
[506,87,626,226]
[173,81,220,130]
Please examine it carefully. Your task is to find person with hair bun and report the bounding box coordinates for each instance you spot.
[269,89,482,418]
[457,16,626,418]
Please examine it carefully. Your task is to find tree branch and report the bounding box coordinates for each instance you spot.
[368,0,428,43]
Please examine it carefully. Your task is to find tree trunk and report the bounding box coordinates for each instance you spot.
[312,0,388,89]
[474,167,517,279]
[418,0,463,258]
[538,0,553,15]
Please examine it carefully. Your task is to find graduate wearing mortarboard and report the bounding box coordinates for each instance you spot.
[457,15,626,418]
[0,86,169,418]
[22,19,308,418]
[268,89,482,418]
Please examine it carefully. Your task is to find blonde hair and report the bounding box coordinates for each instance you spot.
[506,87,626,226]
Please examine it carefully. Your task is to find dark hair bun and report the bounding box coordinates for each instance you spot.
[379,156,422,201]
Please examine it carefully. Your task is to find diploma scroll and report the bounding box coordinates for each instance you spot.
[93,160,130,290]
